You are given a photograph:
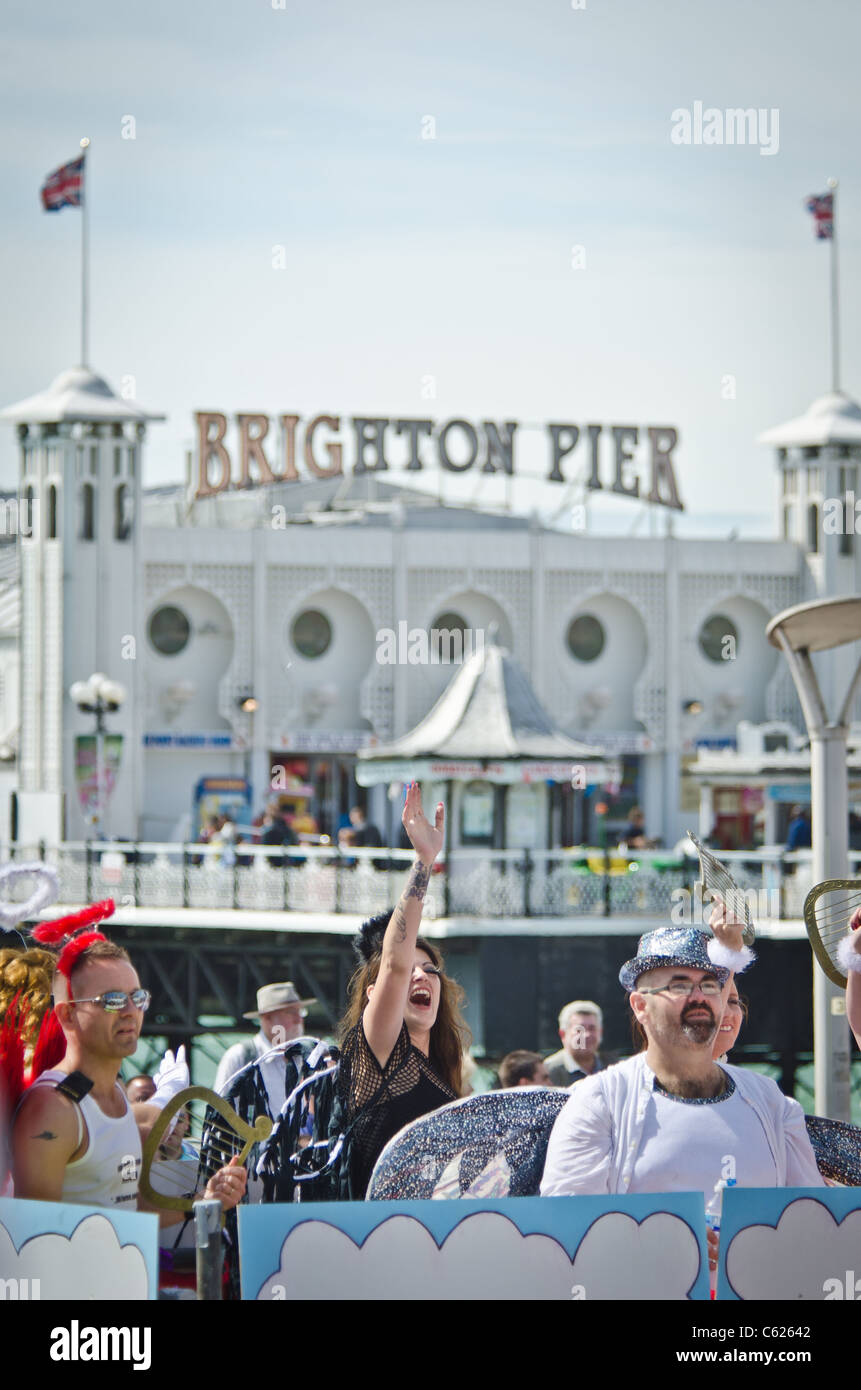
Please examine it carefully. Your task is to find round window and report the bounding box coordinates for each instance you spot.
[148,605,191,656]
[291,609,332,659]
[698,614,739,663]
[566,614,605,662]
[429,611,468,663]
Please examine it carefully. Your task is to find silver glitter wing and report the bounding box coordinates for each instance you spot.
[804,1114,861,1185]
[367,1089,569,1201]
[686,831,755,946]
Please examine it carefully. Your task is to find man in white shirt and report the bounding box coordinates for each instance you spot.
[13,937,246,1219]
[541,923,823,1256]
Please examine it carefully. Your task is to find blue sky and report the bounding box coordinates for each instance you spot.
[1,0,859,536]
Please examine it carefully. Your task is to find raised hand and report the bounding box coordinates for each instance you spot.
[708,896,744,954]
[402,782,444,866]
[847,906,861,956]
[150,1045,190,1109]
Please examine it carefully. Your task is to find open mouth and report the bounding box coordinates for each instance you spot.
[409,987,432,1007]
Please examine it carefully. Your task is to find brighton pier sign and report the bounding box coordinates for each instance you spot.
[193,411,684,511]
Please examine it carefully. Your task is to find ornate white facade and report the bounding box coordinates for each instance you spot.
[4,369,861,850]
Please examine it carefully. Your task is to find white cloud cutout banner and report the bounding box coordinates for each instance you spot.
[0,1214,150,1300]
[257,1209,700,1301]
[726,1198,861,1301]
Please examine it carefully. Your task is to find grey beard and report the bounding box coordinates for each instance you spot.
[680,1017,718,1045]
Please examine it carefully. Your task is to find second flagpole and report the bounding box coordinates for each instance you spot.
[828,176,840,393]
[80,136,90,368]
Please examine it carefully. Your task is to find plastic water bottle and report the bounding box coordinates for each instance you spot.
[705,1179,725,1236]
[705,1177,736,1297]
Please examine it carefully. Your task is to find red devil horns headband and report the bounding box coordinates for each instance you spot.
[32,900,117,982]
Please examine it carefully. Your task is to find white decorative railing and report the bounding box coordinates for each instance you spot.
[1,842,852,921]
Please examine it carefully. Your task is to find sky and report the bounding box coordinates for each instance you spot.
[1,0,859,538]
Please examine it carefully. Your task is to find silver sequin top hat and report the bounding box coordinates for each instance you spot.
[242,980,317,1019]
[619,927,731,993]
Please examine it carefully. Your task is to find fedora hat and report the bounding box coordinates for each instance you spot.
[618,927,731,993]
[242,980,317,1020]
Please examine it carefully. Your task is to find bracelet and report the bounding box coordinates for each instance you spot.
[707,939,756,974]
[836,935,861,975]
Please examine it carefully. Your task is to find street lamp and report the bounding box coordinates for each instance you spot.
[70,673,127,839]
[237,694,258,793]
[767,595,861,1120]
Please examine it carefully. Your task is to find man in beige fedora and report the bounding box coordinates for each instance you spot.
[214,981,317,1117]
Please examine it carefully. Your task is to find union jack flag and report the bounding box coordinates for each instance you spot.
[805,192,833,240]
[40,154,85,212]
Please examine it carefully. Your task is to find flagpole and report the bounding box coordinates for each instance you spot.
[80,137,90,368]
[827,177,839,393]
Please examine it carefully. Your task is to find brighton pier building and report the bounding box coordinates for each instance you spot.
[2,369,861,1073]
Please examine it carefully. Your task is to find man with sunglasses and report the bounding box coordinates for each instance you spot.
[12,939,246,1219]
[541,922,823,1216]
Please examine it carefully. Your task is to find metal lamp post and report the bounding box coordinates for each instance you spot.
[69,672,127,839]
[766,595,861,1119]
[238,694,258,797]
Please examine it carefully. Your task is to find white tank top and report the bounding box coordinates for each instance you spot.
[30,1070,142,1208]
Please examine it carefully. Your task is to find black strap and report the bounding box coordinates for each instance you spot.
[54,1070,94,1104]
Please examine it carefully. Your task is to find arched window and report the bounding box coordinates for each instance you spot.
[114,483,132,541]
[47,484,59,540]
[80,483,96,541]
[22,486,35,538]
[807,503,819,554]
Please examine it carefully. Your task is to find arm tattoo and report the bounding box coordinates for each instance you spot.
[33,1130,58,1141]
[406,861,431,902]
[390,862,431,943]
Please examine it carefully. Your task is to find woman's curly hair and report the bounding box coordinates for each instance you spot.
[341,911,471,1096]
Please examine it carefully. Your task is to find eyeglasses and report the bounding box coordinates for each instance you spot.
[70,989,152,1012]
[415,963,443,977]
[638,979,723,999]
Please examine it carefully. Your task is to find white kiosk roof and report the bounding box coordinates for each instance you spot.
[359,632,600,766]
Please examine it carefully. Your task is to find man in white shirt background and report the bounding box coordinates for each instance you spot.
[544,1000,604,1087]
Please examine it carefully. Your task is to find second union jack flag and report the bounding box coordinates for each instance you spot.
[40,155,85,212]
[805,192,834,240]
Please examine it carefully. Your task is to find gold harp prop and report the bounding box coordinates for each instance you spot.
[803,878,861,989]
[139,1085,272,1215]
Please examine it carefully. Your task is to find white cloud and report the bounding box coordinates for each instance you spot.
[570,1212,700,1300]
[0,1213,151,1300]
[725,1198,861,1301]
[256,1207,700,1301]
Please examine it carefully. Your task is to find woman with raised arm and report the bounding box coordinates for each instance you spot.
[337,782,470,1198]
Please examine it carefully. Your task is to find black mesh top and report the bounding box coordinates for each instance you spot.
[338,1017,455,1198]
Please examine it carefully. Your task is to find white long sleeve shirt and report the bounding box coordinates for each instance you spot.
[540,1052,824,1197]
[215,1032,289,1117]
